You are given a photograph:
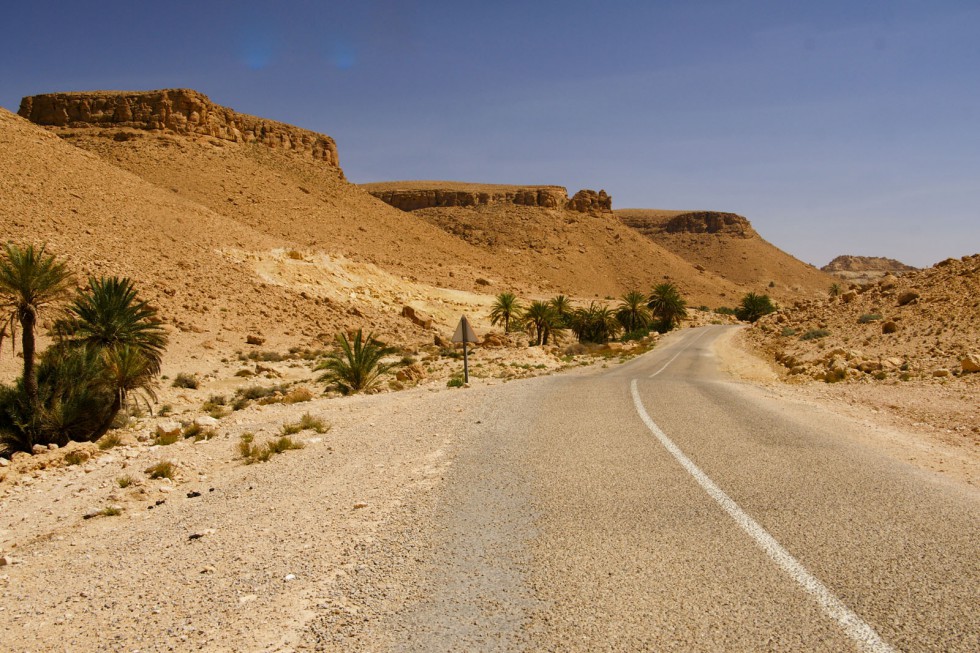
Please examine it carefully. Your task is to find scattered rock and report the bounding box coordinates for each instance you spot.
[897,291,920,306]
[194,416,220,428]
[187,491,202,498]
[200,565,216,574]
[353,502,368,510]
[960,354,980,373]
[475,277,491,286]
[401,306,433,330]
[841,290,858,303]
[31,444,47,455]
[283,573,297,581]
[932,369,951,378]
[155,422,182,439]
[0,457,8,467]
[188,529,216,540]
[395,363,426,383]
[246,334,265,345]
[882,321,899,334]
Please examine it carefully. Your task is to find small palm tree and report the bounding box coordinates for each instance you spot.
[316,330,398,394]
[55,276,168,439]
[616,289,652,334]
[735,292,776,323]
[648,283,688,332]
[0,243,73,412]
[489,292,522,332]
[829,283,842,297]
[523,300,559,346]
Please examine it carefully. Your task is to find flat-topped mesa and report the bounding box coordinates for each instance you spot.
[18,89,339,167]
[620,211,756,238]
[362,182,612,214]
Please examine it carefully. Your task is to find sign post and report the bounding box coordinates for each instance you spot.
[451,315,478,384]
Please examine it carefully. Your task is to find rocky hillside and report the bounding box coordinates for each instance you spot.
[617,209,833,301]
[747,254,980,382]
[822,255,917,285]
[364,182,746,304]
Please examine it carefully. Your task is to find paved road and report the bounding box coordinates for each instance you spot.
[381,326,980,652]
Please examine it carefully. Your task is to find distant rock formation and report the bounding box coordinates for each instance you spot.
[822,255,917,274]
[364,183,612,214]
[619,211,756,238]
[19,89,340,167]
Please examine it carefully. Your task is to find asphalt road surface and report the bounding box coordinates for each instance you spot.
[379,326,979,652]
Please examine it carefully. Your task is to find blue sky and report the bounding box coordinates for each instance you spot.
[2,1,978,267]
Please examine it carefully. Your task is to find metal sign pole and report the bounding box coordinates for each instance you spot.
[463,340,469,383]
[452,314,477,386]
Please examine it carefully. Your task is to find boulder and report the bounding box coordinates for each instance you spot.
[896,291,920,307]
[395,363,426,383]
[155,421,182,439]
[401,306,433,330]
[932,369,951,378]
[961,353,980,373]
[480,332,509,348]
[882,321,899,334]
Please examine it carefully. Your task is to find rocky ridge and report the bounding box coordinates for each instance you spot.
[18,89,340,168]
[748,254,980,383]
[364,182,612,214]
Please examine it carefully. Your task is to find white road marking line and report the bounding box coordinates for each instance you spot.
[630,379,896,653]
[649,328,710,378]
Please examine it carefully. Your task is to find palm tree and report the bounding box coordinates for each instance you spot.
[56,276,168,439]
[648,283,688,332]
[570,302,621,344]
[549,295,573,328]
[616,289,652,334]
[735,292,776,323]
[0,243,73,412]
[523,300,559,346]
[489,292,522,332]
[316,329,398,394]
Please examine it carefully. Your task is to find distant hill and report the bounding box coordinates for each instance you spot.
[822,255,917,285]
[616,209,833,302]
[363,181,746,305]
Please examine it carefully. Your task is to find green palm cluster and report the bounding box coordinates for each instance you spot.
[316,329,398,395]
[0,244,167,453]
[647,283,688,332]
[735,292,776,322]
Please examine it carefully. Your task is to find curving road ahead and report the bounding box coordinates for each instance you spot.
[378,326,980,652]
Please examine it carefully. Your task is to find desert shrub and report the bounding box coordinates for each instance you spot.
[235,369,254,377]
[116,475,134,488]
[158,404,173,417]
[236,385,285,401]
[231,397,251,411]
[282,387,313,404]
[800,329,831,341]
[447,377,465,388]
[202,394,226,409]
[100,506,123,517]
[281,413,328,435]
[63,450,86,466]
[858,314,882,323]
[238,432,303,464]
[98,432,123,450]
[153,429,181,446]
[247,351,287,362]
[145,460,175,479]
[714,306,737,315]
[171,373,199,389]
[780,327,798,337]
[182,423,202,440]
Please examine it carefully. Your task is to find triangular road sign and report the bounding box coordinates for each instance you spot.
[451,315,478,343]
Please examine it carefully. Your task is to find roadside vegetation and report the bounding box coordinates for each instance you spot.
[0,243,168,456]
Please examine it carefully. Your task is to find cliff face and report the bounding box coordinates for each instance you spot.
[363,183,612,214]
[18,89,340,167]
[619,211,755,238]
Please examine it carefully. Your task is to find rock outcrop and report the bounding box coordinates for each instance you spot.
[620,211,756,238]
[822,255,917,274]
[363,183,612,214]
[19,89,340,167]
